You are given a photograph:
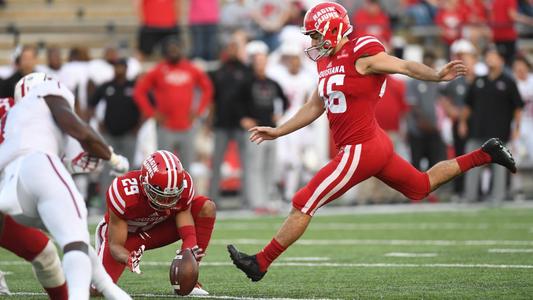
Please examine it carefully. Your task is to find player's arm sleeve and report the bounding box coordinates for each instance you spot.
[106,177,127,217]
[176,207,197,250]
[133,70,157,118]
[352,36,386,62]
[194,67,214,116]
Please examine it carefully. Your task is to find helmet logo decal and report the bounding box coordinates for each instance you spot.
[143,155,158,179]
[313,6,340,28]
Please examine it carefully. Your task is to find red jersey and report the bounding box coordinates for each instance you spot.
[134,60,213,131]
[491,0,518,41]
[435,7,466,45]
[317,36,386,148]
[352,9,392,44]
[0,97,14,118]
[375,76,408,132]
[140,0,178,28]
[104,170,195,233]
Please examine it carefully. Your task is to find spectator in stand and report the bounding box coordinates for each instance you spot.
[219,0,254,42]
[251,0,291,51]
[0,45,37,98]
[208,39,254,206]
[490,0,533,66]
[36,46,63,79]
[403,0,438,26]
[518,0,533,37]
[512,55,533,161]
[59,47,91,118]
[188,0,220,61]
[134,38,213,170]
[440,39,479,196]
[406,51,446,171]
[435,0,465,52]
[88,59,142,210]
[460,46,524,202]
[244,50,288,213]
[352,0,392,44]
[460,0,490,48]
[134,0,181,59]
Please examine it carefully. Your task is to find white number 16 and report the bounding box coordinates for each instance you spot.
[318,74,347,114]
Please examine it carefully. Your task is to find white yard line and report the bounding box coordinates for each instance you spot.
[213,239,533,246]
[218,223,493,231]
[384,252,437,257]
[8,292,338,300]
[4,260,533,269]
[488,248,533,253]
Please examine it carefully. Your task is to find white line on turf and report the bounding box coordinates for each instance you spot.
[3,260,533,269]
[218,223,496,231]
[488,248,533,253]
[213,239,533,246]
[9,292,338,300]
[384,252,437,257]
[281,257,331,261]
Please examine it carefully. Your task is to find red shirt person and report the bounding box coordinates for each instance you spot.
[134,39,213,169]
[435,0,466,46]
[95,150,216,295]
[227,1,518,283]
[351,0,392,44]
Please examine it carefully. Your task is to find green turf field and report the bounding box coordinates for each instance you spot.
[2,206,533,299]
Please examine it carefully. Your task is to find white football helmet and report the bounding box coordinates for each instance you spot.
[14,72,48,103]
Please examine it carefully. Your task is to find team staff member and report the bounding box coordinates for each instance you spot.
[460,46,524,202]
[134,38,213,170]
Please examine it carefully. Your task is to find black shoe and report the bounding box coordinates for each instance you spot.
[227,245,266,282]
[481,138,517,173]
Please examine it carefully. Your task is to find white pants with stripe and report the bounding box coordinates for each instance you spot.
[0,152,89,248]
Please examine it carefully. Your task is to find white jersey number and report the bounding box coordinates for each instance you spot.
[318,74,347,114]
[122,178,139,196]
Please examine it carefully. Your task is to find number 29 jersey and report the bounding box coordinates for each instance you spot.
[104,170,195,233]
[317,35,387,148]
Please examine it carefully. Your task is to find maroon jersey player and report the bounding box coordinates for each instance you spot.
[96,150,215,295]
[228,1,517,282]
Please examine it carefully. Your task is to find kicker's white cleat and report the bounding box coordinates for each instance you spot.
[189,283,209,296]
[0,271,11,295]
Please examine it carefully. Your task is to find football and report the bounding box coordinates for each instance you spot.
[169,248,199,296]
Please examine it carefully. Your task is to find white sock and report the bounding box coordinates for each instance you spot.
[63,250,91,300]
[88,247,131,300]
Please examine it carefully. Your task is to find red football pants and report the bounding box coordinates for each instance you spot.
[96,196,210,283]
[0,215,50,261]
[293,128,430,215]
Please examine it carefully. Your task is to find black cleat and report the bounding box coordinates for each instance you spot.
[227,245,266,282]
[481,138,517,173]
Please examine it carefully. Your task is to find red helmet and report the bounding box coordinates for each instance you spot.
[140,150,186,210]
[301,2,353,61]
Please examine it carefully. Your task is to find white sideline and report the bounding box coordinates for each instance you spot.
[8,292,338,300]
[3,260,533,269]
[212,239,533,246]
[488,248,533,253]
[384,252,437,257]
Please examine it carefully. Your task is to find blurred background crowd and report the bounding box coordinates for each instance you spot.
[1,0,533,215]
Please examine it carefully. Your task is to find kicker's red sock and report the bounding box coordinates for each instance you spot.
[195,217,215,261]
[256,238,286,272]
[456,148,492,172]
[45,283,68,300]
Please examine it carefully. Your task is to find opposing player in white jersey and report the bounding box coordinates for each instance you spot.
[0,73,131,300]
[268,43,322,200]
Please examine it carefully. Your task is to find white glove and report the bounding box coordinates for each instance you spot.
[63,152,101,174]
[127,245,145,274]
[108,151,129,176]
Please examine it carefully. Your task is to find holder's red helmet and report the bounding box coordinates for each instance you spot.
[301,2,353,61]
[140,150,186,210]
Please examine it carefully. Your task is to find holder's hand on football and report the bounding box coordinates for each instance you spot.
[249,126,279,145]
[108,151,129,176]
[127,245,145,274]
[176,246,204,261]
[64,152,100,174]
